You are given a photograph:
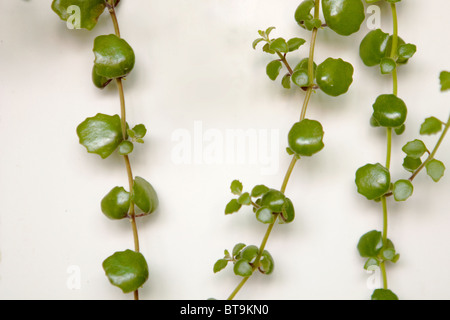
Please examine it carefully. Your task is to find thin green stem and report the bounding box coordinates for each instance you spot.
[386,128,392,170]
[390,3,398,96]
[109,5,140,301]
[226,2,320,300]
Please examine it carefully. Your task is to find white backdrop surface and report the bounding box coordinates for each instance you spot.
[0,0,449,300]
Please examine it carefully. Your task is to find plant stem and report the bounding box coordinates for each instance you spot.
[227,1,320,300]
[109,3,140,301]
[409,112,450,181]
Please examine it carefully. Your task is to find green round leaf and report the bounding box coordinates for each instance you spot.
[77,113,123,159]
[355,163,391,200]
[372,94,407,128]
[102,250,149,294]
[256,207,275,224]
[93,34,135,79]
[426,159,446,182]
[392,179,413,202]
[371,289,399,301]
[380,57,396,75]
[101,187,131,220]
[132,124,147,139]
[291,69,310,87]
[259,250,275,275]
[357,230,383,258]
[280,197,295,224]
[359,29,390,67]
[316,58,354,96]
[288,119,325,156]
[230,180,243,195]
[233,259,253,277]
[132,176,159,214]
[260,189,286,213]
[322,0,365,36]
[237,192,251,206]
[51,0,106,30]
[118,141,134,156]
[241,245,260,263]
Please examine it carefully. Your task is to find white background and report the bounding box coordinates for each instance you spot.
[1,0,449,300]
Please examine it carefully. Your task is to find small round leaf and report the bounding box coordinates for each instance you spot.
[266,60,283,81]
[118,141,134,156]
[426,159,446,182]
[93,34,135,79]
[233,259,253,277]
[322,0,365,36]
[288,119,325,157]
[316,58,354,96]
[359,29,390,67]
[256,207,275,224]
[102,250,149,294]
[392,179,413,202]
[420,117,443,135]
[372,94,407,128]
[355,163,391,200]
[259,250,275,275]
[51,0,106,30]
[357,230,383,258]
[77,113,123,159]
[260,189,286,213]
[101,187,131,220]
[132,176,159,214]
[402,140,427,159]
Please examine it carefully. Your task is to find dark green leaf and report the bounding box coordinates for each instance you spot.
[93,34,135,79]
[260,189,286,212]
[132,176,159,214]
[371,289,399,300]
[322,0,365,36]
[316,58,354,96]
[372,94,407,128]
[102,250,149,293]
[77,113,123,159]
[51,0,106,30]
[359,29,390,67]
[101,187,130,220]
[397,43,416,60]
[380,57,396,75]
[288,119,325,157]
[402,156,422,173]
[357,230,383,258]
[291,69,309,87]
[256,207,275,224]
[259,250,274,275]
[355,163,391,200]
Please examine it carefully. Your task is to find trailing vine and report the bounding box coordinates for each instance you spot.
[355,0,448,300]
[52,0,158,300]
[213,0,366,300]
